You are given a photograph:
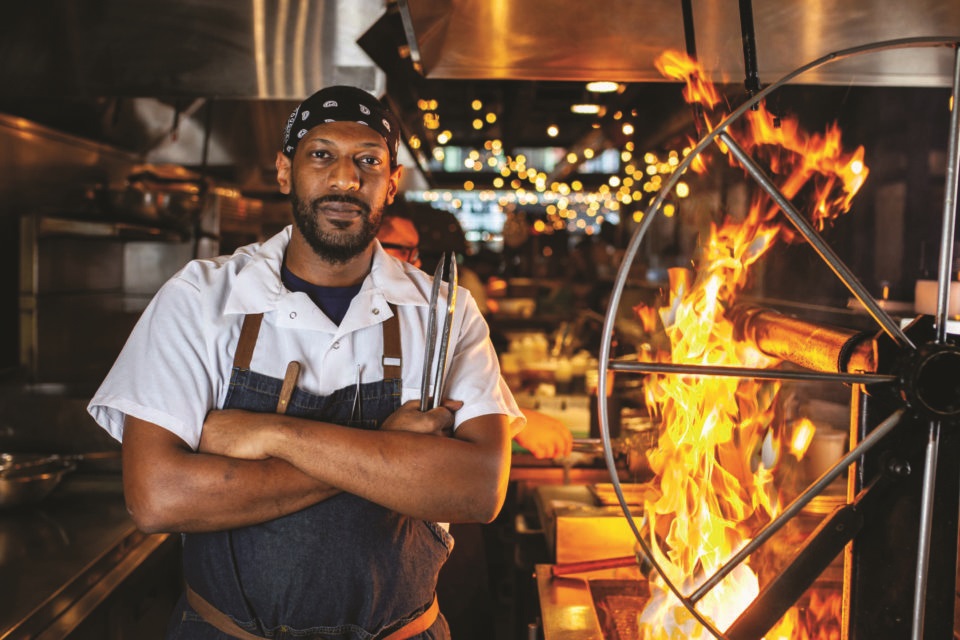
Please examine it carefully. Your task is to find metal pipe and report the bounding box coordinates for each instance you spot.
[609,359,895,385]
[680,0,706,138]
[910,420,942,639]
[729,304,877,373]
[738,0,761,98]
[719,130,916,351]
[935,46,960,344]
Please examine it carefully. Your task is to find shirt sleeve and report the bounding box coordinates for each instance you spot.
[442,291,526,434]
[87,275,231,450]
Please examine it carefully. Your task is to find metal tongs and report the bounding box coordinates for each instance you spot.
[419,253,458,411]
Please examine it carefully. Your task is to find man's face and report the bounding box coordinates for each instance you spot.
[377,216,421,267]
[277,121,402,264]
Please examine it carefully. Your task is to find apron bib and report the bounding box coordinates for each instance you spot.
[168,311,453,640]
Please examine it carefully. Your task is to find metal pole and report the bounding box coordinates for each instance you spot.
[910,420,942,639]
[609,360,896,385]
[935,45,960,344]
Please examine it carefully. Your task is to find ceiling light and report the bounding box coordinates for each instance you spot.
[622,123,635,135]
[586,81,620,93]
[571,103,601,115]
[485,112,497,124]
[471,99,483,110]
[546,125,559,137]
[472,118,483,130]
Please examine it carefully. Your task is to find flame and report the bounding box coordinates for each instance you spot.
[631,52,867,638]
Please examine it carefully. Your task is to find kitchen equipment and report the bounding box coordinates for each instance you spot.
[551,554,641,578]
[0,453,77,508]
[419,253,458,410]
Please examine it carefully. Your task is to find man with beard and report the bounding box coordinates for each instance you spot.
[88,86,524,640]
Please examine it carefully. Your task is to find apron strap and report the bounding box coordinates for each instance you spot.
[233,304,402,393]
[186,586,438,640]
[233,313,264,370]
[382,593,439,640]
[186,586,265,640]
[381,303,402,382]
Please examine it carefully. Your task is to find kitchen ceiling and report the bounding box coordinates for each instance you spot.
[0,0,958,194]
[375,0,960,189]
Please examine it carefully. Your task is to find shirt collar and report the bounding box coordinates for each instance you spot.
[224,226,431,317]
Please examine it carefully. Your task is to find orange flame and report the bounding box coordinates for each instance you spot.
[633,52,867,638]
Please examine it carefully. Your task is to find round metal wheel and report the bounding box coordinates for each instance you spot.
[595,37,960,640]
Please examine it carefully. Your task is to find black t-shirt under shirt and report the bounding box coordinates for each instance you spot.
[281,263,361,326]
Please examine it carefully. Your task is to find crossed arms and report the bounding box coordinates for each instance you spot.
[122,400,512,533]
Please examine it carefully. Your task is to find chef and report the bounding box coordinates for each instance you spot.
[88,85,524,640]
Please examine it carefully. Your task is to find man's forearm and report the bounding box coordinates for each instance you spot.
[123,417,338,533]
[263,414,512,523]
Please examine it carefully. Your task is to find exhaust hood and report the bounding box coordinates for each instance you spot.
[399,0,960,88]
[0,0,387,99]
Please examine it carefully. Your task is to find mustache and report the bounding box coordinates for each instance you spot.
[310,194,371,215]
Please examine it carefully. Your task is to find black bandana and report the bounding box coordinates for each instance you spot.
[280,85,401,165]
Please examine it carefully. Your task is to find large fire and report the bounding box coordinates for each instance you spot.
[630,52,868,638]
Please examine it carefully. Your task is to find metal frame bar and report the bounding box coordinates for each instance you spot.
[719,130,915,350]
[609,359,896,385]
[935,45,960,344]
[911,420,942,638]
[690,408,904,603]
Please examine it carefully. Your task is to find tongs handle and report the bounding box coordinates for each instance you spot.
[419,253,458,411]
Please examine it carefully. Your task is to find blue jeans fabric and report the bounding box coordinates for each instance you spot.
[166,366,453,639]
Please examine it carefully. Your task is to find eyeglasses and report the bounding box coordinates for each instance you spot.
[380,242,420,264]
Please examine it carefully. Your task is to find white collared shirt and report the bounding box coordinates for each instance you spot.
[88,226,523,450]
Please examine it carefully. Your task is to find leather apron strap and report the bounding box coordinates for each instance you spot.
[186,587,438,640]
[232,305,402,382]
[381,303,402,382]
[233,313,264,370]
[186,587,264,640]
[382,594,439,640]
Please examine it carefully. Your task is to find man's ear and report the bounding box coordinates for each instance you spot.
[386,165,404,204]
[276,152,292,194]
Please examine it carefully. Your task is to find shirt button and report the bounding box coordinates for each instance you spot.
[372,308,381,315]
[289,311,297,319]
[332,341,340,349]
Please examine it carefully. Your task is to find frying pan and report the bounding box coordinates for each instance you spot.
[0,452,119,508]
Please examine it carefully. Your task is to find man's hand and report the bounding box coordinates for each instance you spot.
[381,399,463,436]
[199,409,274,460]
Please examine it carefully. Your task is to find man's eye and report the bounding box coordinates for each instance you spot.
[310,150,333,159]
[359,156,383,167]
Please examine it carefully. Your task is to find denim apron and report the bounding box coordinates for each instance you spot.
[166,310,453,640]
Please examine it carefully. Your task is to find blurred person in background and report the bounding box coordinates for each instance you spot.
[378,214,573,459]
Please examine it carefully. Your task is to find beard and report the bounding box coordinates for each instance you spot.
[290,184,385,264]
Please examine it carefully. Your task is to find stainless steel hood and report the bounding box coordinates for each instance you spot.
[0,0,387,99]
[399,0,960,88]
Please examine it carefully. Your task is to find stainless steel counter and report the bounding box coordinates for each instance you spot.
[0,472,172,640]
[536,563,646,639]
